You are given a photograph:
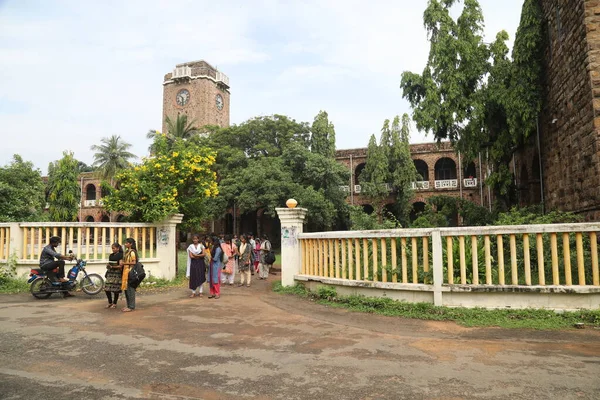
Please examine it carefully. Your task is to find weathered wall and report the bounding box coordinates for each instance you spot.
[162,60,230,133]
[538,0,600,220]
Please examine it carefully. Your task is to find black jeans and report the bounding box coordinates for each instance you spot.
[40,261,65,281]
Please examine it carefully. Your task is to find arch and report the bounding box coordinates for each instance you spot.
[413,159,429,181]
[101,214,110,222]
[410,201,426,222]
[463,161,477,179]
[362,204,374,215]
[86,184,97,201]
[434,158,457,180]
[116,214,126,222]
[354,163,366,185]
[85,215,95,222]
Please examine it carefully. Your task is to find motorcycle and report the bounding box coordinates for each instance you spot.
[28,252,105,299]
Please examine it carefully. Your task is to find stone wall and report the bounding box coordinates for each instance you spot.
[537,0,600,220]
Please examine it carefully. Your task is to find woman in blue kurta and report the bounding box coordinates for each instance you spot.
[208,236,223,299]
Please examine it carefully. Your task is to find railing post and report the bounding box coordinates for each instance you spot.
[275,205,308,287]
[154,214,183,279]
[431,229,443,306]
[9,223,23,261]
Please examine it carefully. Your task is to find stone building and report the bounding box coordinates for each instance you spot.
[76,173,126,222]
[162,60,230,132]
[336,142,489,223]
[515,0,600,221]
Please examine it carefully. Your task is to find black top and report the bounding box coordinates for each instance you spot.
[108,251,124,267]
[39,244,61,268]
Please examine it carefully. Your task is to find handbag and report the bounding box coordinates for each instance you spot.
[128,262,146,288]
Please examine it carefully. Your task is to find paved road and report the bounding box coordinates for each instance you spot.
[1,279,599,400]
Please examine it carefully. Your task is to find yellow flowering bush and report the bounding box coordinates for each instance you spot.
[103,135,218,223]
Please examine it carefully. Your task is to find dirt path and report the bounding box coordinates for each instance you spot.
[0,277,599,399]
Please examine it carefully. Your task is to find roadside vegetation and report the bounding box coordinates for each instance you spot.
[273,282,600,330]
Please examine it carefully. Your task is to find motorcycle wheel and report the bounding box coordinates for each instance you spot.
[80,274,104,295]
[30,278,52,299]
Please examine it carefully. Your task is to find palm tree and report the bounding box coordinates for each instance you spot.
[90,135,136,180]
[146,114,199,152]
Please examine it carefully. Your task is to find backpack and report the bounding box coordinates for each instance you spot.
[128,261,146,289]
[264,250,276,265]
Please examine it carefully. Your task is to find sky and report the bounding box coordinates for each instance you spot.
[0,0,524,174]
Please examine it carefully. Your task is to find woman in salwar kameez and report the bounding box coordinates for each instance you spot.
[187,234,206,298]
[208,236,223,299]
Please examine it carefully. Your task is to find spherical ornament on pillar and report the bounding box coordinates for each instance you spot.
[286,198,298,208]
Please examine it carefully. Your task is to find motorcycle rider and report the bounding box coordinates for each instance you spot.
[39,236,74,289]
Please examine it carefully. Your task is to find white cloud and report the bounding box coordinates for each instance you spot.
[0,0,524,173]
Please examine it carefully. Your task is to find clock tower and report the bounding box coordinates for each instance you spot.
[162,60,230,133]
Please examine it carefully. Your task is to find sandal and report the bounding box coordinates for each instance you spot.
[189,293,196,298]
[122,308,133,312]
[197,294,203,298]
[208,295,215,299]
[214,295,220,299]
[105,303,113,309]
[110,304,117,309]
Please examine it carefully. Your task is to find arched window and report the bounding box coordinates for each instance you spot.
[434,158,457,180]
[362,204,374,215]
[117,214,126,222]
[85,216,95,222]
[101,215,110,222]
[413,159,429,181]
[464,161,477,179]
[86,184,97,201]
[354,163,366,185]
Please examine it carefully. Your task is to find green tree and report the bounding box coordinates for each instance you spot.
[0,155,46,222]
[310,110,336,158]
[147,114,200,152]
[359,134,389,217]
[47,151,81,222]
[388,114,418,225]
[103,135,218,225]
[90,135,136,180]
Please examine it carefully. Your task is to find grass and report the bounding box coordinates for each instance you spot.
[272,282,600,330]
[0,277,29,294]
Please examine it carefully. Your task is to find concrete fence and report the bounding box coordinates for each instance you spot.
[0,214,183,280]
[276,207,600,310]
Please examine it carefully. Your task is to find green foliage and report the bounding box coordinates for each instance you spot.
[359,134,389,215]
[47,151,81,222]
[349,206,398,230]
[402,0,545,210]
[147,115,200,153]
[102,135,218,226]
[0,155,46,222]
[410,195,492,227]
[273,282,600,329]
[0,253,28,294]
[494,206,582,226]
[90,135,136,180]
[200,113,349,231]
[310,110,336,158]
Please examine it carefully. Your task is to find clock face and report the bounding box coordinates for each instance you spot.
[215,94,224,111]
[176,89,190,106]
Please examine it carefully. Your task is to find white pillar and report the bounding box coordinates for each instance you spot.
[154,214,183,279]
[9,223,22,260]
[275,207,307,287]
[431,229,444,306]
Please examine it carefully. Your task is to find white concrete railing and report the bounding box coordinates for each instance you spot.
[0,215,183,280]
[463,178,477,187]
[411,181,430,190]
[277,219,600,310]
[434,179,458,189]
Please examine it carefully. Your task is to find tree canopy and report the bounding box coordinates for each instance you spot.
[90,135,136,180]
[46,151,81,222]
[0,155,46,222]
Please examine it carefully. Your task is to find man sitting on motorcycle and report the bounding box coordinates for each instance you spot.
[39,236,74,283]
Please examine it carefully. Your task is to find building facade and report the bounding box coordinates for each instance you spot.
[515,0,600,221]
[162,60,231,133]
[336,142,489,222]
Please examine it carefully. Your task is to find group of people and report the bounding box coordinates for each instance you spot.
[39,235,139,312]
[185,233,273,299]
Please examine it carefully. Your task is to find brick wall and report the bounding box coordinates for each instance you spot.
[537,0,600,220]
[335,142,486,209]
[162,61,230,133]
